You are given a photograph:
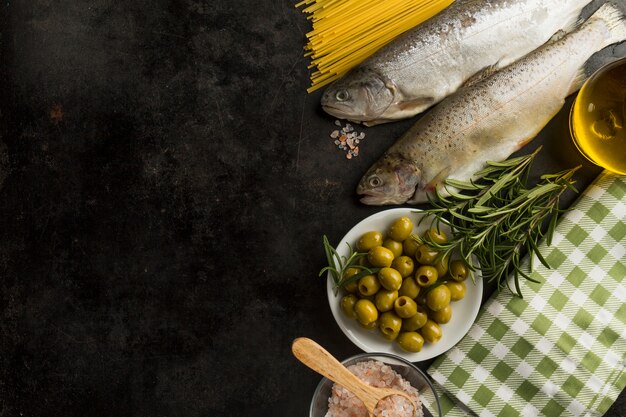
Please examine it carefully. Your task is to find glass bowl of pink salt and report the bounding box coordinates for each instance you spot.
[309,352,442,417]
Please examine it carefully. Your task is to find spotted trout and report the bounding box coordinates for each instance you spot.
[356,3,626,205]
[321,0,593,126]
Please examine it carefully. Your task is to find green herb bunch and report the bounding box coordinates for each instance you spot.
[320,236,379,296]
[417,147,579,297]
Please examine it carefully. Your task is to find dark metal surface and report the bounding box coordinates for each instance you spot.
[0,0,623,416]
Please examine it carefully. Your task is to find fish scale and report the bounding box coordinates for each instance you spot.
[321,0,591,126]
[356,2,626,205]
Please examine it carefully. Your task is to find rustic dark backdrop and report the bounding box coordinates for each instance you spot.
[0,1,624,416]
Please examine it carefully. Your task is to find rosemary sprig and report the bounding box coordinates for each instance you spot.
[320,235,379,295]
[417,147,579,297]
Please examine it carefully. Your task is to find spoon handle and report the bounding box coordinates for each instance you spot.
[291,337,376,406]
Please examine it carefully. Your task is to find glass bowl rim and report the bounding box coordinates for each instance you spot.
[309,351,443,417]
[587,55,626,80]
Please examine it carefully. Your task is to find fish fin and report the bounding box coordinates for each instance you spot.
[588,2,626,48]
[424,166,451,193]
[566,3,626,96]
[562,14,586,36]
[407,167,453,204]
[362,118,394,127]
[373,97,436,124]
[406,193,428,204]
[555,4,586,37]
[548,29,569,42]
[362,120,378,127]
[461,65,499,88]
[396,96,435,112]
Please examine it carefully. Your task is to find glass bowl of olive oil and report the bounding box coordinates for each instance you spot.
[570,57,626,175]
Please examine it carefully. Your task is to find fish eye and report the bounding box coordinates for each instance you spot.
[369,176,383,188]
[335,89,350,102]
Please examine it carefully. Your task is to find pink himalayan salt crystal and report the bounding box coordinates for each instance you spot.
[326,360,423,417]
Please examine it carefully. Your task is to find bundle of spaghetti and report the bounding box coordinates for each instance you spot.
[296,0,454,92]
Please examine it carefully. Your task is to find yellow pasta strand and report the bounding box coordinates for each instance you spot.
[296,0,454,93]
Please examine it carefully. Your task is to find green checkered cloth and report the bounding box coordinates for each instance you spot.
[421,171,626,417]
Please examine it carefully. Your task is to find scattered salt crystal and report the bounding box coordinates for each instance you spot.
[330,120,367,160]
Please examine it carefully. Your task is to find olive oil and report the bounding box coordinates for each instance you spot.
[570,58,626,175]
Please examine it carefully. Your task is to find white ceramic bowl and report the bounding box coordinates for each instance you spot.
[327,208,483,362]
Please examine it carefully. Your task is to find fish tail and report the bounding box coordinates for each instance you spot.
[587,2,626,48]
[565,2,626,95]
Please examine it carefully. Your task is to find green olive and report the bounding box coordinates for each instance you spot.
[401,305,428,331]
[426,285,451,312]
[340,294,359,319]
[383,239,403,259]
[430,304,452,324]
[378,267,403,291]
[389,217,414,241]
[415,244,439,265]
[359,319,378,330]
[398,277,420,299]
[402,237,420,257]
[450,260,469,282]
[435,253,449,279]
[358,274,381,297]
[394,296,418,319]
[358,293,375,303]
[342,267,360,293]
[391,256,415,278]
[421,320,443,344]
[379,311,402,340]
[375,290,399,312]
[358,256,372,268]
[368,246,395,268]
[446,281,467,301]
[344,280,358,293]
[424,228,448,245]
[397,331,424,352]
[357,231,383,252]
[415,265,438,287]
[354,299,379,326]
[416,291,427,306]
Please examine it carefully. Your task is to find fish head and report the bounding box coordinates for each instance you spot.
[321,68,396,124]
[356,154,421,205]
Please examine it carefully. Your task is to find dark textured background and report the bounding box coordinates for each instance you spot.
[0,0,624,416]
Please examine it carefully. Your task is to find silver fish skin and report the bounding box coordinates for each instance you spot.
[322,0,592,126]
[357,3,626,205]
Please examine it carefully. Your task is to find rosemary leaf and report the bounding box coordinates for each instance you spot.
[445,186,477,200]
[419,147,579,297]
[546,207,559,246]
[445,178,485,191]
[320,235,373,295]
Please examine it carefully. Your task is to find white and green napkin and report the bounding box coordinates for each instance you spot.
[422,171,626,417]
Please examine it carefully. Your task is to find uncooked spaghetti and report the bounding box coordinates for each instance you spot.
[296,0,454,92]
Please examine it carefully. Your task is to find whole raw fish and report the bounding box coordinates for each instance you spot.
[321,0,592,126]
[356,3,626,205]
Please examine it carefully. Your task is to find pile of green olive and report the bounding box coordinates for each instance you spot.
[339,216,469,353]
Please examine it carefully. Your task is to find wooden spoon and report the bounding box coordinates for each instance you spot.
[292,337,418,417]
